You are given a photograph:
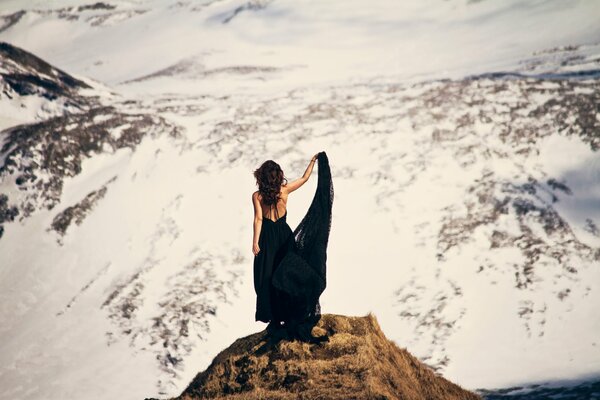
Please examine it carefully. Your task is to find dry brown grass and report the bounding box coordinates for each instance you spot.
[153,313,481,400]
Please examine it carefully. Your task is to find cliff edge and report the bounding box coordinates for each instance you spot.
[147,313,481,400]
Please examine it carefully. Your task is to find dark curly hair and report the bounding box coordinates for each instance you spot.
[253,160,288,207]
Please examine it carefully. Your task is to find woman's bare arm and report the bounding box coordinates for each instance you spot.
[285,154,318,194]
[252,191,262,255]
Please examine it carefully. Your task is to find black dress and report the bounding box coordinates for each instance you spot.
[253,151,334,340]
[253,205,293,324]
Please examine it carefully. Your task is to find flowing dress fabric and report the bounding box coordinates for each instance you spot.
[253,151,334,324]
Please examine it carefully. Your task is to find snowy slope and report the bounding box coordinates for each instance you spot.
[0,1,599,399]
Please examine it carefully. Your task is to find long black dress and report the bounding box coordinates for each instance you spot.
[253,207,293,323]
[253,151,334,339]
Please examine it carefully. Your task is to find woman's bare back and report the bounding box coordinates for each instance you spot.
[258,186,289,222]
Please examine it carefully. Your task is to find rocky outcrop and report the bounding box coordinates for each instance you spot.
[147,313,481,400]
[0,41,91,100]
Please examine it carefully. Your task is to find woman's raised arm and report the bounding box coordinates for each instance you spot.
[284,154,318,194]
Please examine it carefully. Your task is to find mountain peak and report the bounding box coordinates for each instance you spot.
[148,313,481,400]
[0,41,91,99]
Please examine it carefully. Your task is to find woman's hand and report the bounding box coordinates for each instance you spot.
[253,242,260,256]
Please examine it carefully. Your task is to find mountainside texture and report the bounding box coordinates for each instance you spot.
[2,3,600,398]
[0,41,181,241]
[0,41,91,99]
[147,313,481,400]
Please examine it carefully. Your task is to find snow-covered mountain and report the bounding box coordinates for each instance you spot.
[0,1,599,399]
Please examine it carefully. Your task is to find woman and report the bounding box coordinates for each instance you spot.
[252,151,333,343]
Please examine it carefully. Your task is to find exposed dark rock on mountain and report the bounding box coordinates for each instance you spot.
[1,105,179,212]
[146,313,481,400]
[100,251,243,381]
[0,4,147,30]
[0,193,18,238]
[121,56,283,84]
[48,175,116,241]
[0,104,180,240]
[478,377,600,399]
[0,42,182,240]
[221,0,273,24]
[0,41,91,101]
[0,11,25,34]
[77,2,116,12]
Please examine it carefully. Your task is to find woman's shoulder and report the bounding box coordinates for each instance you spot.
[254,188,288,202]
[280,185,292,197]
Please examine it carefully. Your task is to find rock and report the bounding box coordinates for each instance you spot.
[147,313,481,400]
